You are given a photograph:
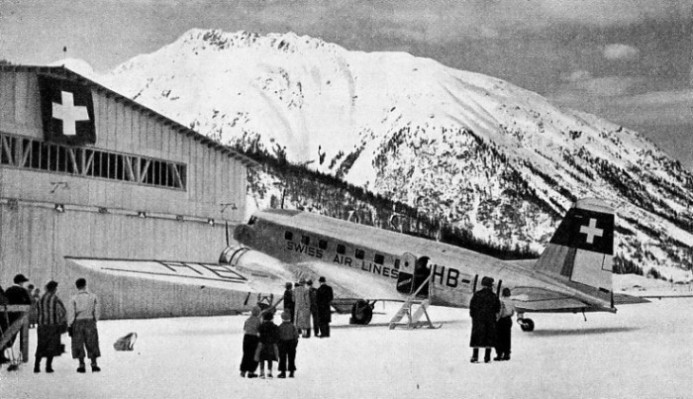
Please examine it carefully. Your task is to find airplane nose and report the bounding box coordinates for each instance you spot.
[233,224,254,244]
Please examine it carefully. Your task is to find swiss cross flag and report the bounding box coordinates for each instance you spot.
[549,207,614,255]
[38,75,96,145]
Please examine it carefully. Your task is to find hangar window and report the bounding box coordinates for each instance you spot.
[355,249,365,259]
[318,240,328,250]
[337,244,346,254]
[301,235,310,245]
[0,132,187,190]
[374,254,384,265]
[284,231,293,240]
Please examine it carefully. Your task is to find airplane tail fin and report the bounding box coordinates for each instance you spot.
[534,198,615,302]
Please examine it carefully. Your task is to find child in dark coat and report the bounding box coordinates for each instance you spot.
[255,311,280,378]
[277,311,299,378]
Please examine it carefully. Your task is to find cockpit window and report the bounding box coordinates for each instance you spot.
[248,216,257,225]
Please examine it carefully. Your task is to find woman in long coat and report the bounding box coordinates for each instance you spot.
[34,280,67,373]
[469,276,500,363]
[293,279,312,337]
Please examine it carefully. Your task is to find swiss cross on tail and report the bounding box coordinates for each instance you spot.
[38,75,96,145]
[549,207,614,255]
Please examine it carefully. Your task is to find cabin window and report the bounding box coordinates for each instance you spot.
[284,231,293,240]
[337,244,346,254]
[318,240,328,250]
[374,254,384,265]
[301,235,310,245]
[247,216,257,225]
[355,249,365,260]
[394,259,400,269]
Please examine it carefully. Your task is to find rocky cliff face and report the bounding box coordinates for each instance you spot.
[93,29,693,278]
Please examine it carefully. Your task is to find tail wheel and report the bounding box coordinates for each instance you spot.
[350,300,373,325]
[519,318,535,332]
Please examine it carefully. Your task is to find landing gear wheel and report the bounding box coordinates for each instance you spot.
[350,300,373,325]
[519,318,535,332]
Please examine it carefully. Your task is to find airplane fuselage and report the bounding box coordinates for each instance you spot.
[233,209,613,314]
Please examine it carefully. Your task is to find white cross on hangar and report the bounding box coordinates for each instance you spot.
[580,218,603,244]
[52,91,89,136]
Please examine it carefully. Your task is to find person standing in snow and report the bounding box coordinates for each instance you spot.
[494,288,515,361]
[277,311,299,378]
[34,280,67,373]
[240,306,261,378]
[469,276,500,363]
[256,311,280,378]
[67,278,101,373]
[316,276,334,338]
[283,282,295,323]
[293,278,312,338]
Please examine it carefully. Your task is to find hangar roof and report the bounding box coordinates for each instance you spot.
[0,64,258,168]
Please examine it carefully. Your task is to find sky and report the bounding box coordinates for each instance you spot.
[1,0,692,170]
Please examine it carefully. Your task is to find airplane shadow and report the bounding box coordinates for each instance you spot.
[333,319,466,329]
[528,326,639,337]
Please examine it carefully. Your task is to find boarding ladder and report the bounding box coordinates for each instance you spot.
[389,274,437,329]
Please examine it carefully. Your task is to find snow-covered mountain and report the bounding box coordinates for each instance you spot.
[91,29,693,278]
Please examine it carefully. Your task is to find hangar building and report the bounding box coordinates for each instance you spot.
[0,65,259,319]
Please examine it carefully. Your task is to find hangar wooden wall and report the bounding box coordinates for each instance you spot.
[0,66,253,317]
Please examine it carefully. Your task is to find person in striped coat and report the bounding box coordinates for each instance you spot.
[34,280,67,373]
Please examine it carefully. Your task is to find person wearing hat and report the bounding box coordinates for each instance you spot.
[277,311,299,378]
[494,287,515,361]
[240,306,261,378]
[4,273,32,371]
[283,282,295,324]
[306,280,320,337]
[293,278,312,338]
[34,280,67,373]
[316,276,334,338]
[469,276,501,363]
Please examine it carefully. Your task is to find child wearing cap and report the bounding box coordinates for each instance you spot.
[255,311,280,378]
[277,311,299,378]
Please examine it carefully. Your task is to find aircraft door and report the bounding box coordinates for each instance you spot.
[413,257,430,298]
[396,252,417,295]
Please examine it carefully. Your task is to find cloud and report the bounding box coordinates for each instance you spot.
[561,70,593,82]
[603,44,640,61]
[555,72,645,97]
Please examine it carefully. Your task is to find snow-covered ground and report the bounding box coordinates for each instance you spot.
[2,293,692,399]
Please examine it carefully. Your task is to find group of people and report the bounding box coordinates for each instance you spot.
[240,276,334,379]
[468,276,515,363]
[0,274,102,373]
[284,276,334,339]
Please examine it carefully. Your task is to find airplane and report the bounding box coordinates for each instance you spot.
[220,198,648,331]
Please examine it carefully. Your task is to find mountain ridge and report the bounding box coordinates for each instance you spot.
[82,28,692,279]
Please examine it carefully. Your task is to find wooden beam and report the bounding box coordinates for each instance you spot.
[139,159,151,183]
[169,163,183,188]
[67,147,80,174]
[123,155,136,181]
[19,140,32,168]
[2,136,14,165]
[82,150,94,176]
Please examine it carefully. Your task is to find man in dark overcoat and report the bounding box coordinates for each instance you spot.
[469,276,500,363]
[316,276,334,338]
[4,274,32,371]
[283,282,294,323]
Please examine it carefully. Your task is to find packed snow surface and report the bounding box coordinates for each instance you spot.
[2,278,692,399]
